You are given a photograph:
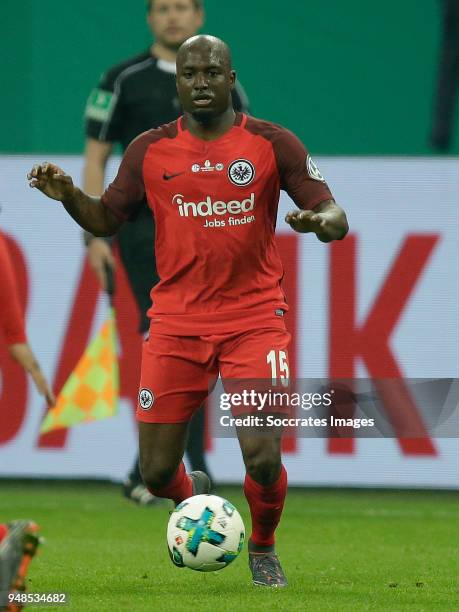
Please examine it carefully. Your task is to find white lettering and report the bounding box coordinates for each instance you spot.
[241,194,255,212]
[183,201,197,216]
[227,201,241,214]
[203,219,226,228]
[213,201,227,215]
[173,193,256,218]
[197,198,213,216]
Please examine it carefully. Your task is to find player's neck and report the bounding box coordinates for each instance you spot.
[150,42,178,64]
[185,108,237,141]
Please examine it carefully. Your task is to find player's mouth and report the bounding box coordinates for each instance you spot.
[192,96,213,107]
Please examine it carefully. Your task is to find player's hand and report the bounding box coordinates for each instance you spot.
[29,367,56,408]
[9,343,56,407]
[285,209,328,234]
[27,162,75,202]
[87,238,116,291]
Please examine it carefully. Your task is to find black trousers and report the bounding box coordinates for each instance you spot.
[431,0,459,150]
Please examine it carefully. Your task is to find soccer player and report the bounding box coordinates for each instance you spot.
[0,520,41,610]
[84,0,249,504]
[27,35,348,587]
[0,232,51,608]
[0,231,55,407]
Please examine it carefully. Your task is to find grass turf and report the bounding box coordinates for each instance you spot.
[1,482,458,611]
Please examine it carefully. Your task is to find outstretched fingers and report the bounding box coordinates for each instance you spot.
[27,162,73,201]
[27,162,67,187]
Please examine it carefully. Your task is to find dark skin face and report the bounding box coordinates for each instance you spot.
[176,35,236,140]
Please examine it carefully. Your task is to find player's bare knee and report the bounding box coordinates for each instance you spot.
[240,437,281,484]
[244,451,281,486]
[140,460,176,490]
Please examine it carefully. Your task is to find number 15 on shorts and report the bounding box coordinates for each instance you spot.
[267,350,289,387]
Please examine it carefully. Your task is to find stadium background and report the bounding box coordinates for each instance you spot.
[3,0,457,155]
[1,0,459,488]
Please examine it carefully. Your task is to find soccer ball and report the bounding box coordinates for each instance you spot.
[167,494,245,572]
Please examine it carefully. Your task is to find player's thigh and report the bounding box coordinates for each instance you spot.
[220,327,290,472]
[219,327,291,417]
[136,333,215,424]
[219,327,291,382]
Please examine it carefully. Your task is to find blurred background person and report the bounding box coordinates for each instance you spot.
[0,230,54,408]
[83,0,250,504]
[430,0,459,151]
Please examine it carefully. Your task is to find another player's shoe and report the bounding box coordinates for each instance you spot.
[249,550,288,588]
[122,479,161,506]
[189,471,211,495]
[0,520,42,611]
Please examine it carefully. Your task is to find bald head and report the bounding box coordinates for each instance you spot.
[177,35,232,71]
[175,34,236,124]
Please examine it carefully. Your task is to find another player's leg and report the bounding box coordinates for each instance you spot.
[185,404,214,488]
[238,435,288,587]
[0,520,41,611]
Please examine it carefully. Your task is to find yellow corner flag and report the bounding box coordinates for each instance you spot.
[40,307,119,433]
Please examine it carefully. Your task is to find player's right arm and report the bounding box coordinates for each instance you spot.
[27,162,122,236]
[82,138,116,289]
[28,135,148,234]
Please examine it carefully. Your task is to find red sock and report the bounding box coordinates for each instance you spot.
[148,462,192,505]
[0,524,8,543]
[243,465,288,548]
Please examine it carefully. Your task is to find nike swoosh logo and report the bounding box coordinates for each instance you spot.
[163,171,185,181]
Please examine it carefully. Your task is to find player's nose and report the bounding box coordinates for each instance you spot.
[194,72,209,90]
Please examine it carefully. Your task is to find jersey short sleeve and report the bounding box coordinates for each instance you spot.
[85,68,124,143]
[101,134,149,221]
[0,233,27,345]
[274,128,333,210]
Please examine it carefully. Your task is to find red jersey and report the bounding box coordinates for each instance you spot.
[102,113,333,335]
[0,232,27,345]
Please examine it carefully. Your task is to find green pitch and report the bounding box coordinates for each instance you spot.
[1,482,458,611]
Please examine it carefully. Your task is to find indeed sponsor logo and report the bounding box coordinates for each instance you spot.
[172,193,255,217]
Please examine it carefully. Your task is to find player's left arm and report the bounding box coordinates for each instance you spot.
[274,127,349,242]
[285,199,348,242]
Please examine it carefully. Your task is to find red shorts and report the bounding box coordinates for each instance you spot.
[136,326,291,423]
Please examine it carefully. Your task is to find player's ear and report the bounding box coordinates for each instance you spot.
[146,1,154,33]
[230,70,236,89]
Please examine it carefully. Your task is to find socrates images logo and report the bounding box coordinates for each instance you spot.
[228,159,255,186]
[139,388,154,410]
[172,193,256,217]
